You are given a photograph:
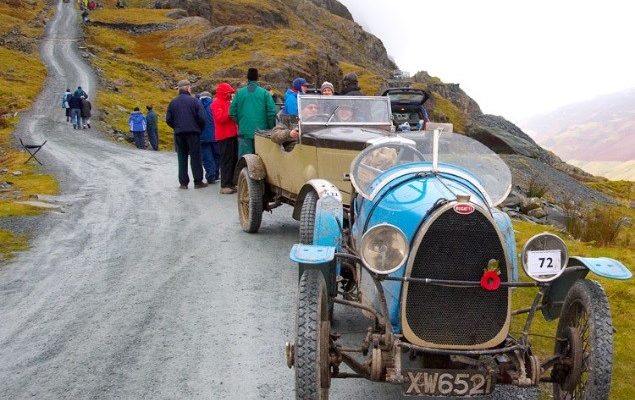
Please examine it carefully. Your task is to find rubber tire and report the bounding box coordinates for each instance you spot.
[553,279,613,400]
[299,190,318,244]
[295,269,330,400]
[237,167,263,233]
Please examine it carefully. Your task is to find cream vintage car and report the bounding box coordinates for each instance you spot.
[234,95,410,234]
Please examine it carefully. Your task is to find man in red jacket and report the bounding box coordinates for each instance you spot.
[212,82,238,194]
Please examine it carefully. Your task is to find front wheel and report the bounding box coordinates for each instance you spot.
[295,269,331,399]
[237,167,263,233]
[552,279,613,400]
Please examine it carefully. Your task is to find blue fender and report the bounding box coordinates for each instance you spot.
[570,256,632,280]
[290,184,343,300]
[541,256,631,321]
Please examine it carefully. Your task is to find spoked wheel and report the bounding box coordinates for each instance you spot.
[552,279,613,400]
[299,190,318,244]
[295,269,331,400]
[237,167,263,233]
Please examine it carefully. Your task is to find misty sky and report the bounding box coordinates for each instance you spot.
[339,0,635,122]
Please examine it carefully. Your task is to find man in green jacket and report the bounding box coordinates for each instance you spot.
[229,68,277,157]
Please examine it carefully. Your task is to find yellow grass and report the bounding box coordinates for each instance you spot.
[91,8,173,25]
[0,0,58,258]
[0,229,28,262]
[511,220,634,399]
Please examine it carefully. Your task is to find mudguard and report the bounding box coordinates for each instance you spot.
[541,256,631,320]
[234,154,266,184]
[291,190,343,300]
[293,179,342,221]
[289,244,335,264]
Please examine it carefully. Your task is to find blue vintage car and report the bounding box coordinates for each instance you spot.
[285,130,631,399]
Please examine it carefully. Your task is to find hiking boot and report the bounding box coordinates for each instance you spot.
[220,187,236,194]
[179,185,188,189]
[194,182,209,189]
[207,178,218,184]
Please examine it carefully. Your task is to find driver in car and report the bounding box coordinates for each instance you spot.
[270,101,318,149]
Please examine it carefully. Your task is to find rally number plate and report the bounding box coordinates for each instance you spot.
[403,369,494,396]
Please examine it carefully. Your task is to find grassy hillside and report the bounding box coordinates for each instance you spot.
[0,0,58,262]
[512,181,634,399]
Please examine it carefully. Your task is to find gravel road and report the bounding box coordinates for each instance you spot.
[0,2,538,399]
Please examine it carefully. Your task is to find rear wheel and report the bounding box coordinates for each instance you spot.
[299,190,318,244]
[295,269,331,399]
[237,167,263,233]
[552,279,613,400]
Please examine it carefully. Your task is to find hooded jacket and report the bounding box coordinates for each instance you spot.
[229,81,276,139]
[212,83,238,141]
[340,85,363,96]
[282,88,299,116]
[199,95,215,143]
[129,111,147,132]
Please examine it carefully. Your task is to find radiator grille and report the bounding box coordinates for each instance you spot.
[403,207,509,347]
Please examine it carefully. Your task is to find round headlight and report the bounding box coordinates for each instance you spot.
[360,224,408,275]
[521,233,569,282]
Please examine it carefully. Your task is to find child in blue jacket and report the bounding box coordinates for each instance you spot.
[129,107,147,149]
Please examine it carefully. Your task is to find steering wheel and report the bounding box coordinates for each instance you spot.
[302,114,330,122]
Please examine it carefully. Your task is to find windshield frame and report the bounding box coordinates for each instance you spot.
[350,134,512,207]
[298,95,393,132]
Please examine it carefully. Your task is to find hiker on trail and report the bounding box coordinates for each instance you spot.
[129,107,147,149]
[340,72,363,96]
[166,80,207,189]
[62,88,71,122]
[145,105,159,151]
[229,68,277,157]
[282,77,309,116]
[74,86,87,98]
[199,91,220,184]
[80,95,92,129]
[81,9,90,23]
[68,91,83,129]
[212,82,238,194]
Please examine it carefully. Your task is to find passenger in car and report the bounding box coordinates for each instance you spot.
[333,102,356,122]
[271,102,318,150]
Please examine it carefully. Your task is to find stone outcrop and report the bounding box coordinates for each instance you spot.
[307,0,353,20]
[154,0,213,22]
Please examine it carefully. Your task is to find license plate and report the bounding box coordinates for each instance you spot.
[403,369,495,396]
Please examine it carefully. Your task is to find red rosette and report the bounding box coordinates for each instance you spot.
[480,270,501,291]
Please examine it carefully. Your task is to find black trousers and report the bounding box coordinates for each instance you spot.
[174,132,203,186]
[217,137,238,188]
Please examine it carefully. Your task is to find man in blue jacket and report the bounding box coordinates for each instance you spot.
[166,80,208,189]
[199,91,219,184]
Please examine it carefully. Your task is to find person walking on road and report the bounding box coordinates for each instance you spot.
[74,86,87,98]
[212,82,238,194]
[80,95,92,129]
[199,91,220,184]
[145,105,159,151]
[129,107,147,149]
[166,80,208,189]
[229,68,277,157]
[68,91,83,129]
[61,88,71,122]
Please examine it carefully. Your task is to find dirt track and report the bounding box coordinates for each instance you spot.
[0,2,537,399]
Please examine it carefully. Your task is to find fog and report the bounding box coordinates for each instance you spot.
[340,0,635,122]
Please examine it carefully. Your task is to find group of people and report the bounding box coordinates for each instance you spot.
[165,69,366,192]
[61,86,92,130]
[165,68,277,192]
